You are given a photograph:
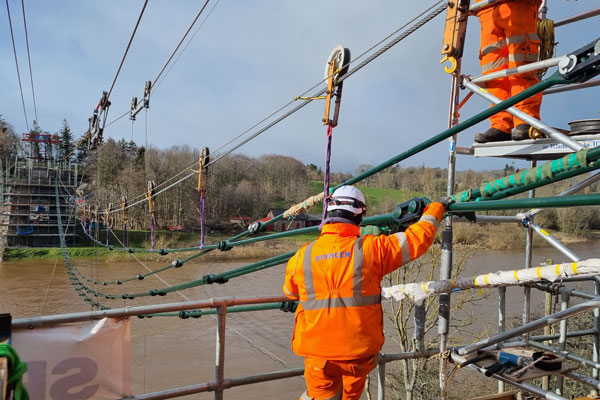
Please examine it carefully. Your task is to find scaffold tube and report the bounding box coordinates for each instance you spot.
[448,193,600,212]
[383,259,600,304]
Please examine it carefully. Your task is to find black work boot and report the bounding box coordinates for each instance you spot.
[512,124,531,141]
[474,127,511,143]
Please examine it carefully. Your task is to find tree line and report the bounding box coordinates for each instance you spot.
[1,116,598,235]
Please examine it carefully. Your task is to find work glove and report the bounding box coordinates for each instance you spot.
[360,225,382,236]
[435,196,455,209]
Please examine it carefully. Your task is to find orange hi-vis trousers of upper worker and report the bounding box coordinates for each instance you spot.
[284,203,445,400]
[476,0,542,134]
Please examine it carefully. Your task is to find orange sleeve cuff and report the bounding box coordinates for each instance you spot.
[424,202,445,223]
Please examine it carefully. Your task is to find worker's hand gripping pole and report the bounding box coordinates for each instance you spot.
[440,0,469,74]
[198,147,210,248]
[121,196,128,248]
[146,181,156,250]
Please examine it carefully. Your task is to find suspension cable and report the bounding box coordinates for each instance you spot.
[152,0,211,89]
[211,0,446,157]
[206,0,447,167]
[5,0,30,131]
[107,0,149,100]
[99,1,446,215]
[152,0,220,94]
[20,0,38,123]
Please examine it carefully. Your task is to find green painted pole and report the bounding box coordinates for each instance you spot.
[342,71,568,188]
[143,301,296,318]
[223,213,398,248]
[239,71,569,234]
[460,148,600,202]
[448,193,600,212]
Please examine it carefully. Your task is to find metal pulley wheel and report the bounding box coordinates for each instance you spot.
[148,180,156,197]
[568,119,600,136]
[324,45,351,85]
[200,146,210,168]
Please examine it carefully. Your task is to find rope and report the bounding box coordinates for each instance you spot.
[282,193,324,219]
[322,124,333,220]
[200,189,205,248]
[537,18,555,77]
[0,344,29,400]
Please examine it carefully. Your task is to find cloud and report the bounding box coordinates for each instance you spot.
[0,1,598,174]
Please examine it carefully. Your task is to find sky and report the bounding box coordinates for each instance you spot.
[1,0,599,174]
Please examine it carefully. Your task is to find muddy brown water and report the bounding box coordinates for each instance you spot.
[0,241,598,399]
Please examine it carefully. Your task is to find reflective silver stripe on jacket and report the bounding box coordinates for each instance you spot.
[481,57,508,73]
[419,214,440,230]
[301,238,381,311]
[393,231,411,265]
[481,33,540,57]
[508,53,539,63]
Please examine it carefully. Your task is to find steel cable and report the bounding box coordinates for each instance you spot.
[5,0,30,131]
[97,1,447,215]
[107,0,148,100]
[20,0,38,123]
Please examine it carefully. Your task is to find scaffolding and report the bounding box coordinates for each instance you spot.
[0,157,81,249]
[3,4,600,400]
[434,3,600,399]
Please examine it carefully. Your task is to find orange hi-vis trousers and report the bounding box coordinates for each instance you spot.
[300,355,376,400]
[476,0,542,133]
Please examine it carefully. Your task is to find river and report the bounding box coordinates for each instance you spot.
[1,240,598,399]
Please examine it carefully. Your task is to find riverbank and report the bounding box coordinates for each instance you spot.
[2,227,597,262]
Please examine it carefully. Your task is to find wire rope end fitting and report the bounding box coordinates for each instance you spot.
[150,289,164,296]
[218,241,232,251]
[171,259,183,268]
[247,221,263,235]
[517,213,532,228]
[128,248,135,253]
[280,301,298,313]
[179,310,190,319]
[159,248,168,255]
[137,274,145,280]
[117,280,123,285]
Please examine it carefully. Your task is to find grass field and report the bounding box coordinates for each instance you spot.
[308,181,424,211]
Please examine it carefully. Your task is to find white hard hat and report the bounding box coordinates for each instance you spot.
[327,185,366,215]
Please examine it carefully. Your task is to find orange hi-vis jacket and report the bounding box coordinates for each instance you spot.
[283,202,445,360]
[474,0,543,132]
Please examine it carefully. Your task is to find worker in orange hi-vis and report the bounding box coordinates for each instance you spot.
[473,0,543,144]
[283,185,452,400]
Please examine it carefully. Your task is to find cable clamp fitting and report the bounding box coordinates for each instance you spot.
[218,241,232,251]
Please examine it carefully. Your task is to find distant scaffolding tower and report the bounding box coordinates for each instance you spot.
[21,132,60,161]
[0,156,81,249]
